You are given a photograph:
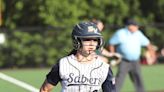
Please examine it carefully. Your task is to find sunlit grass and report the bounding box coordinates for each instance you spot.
[0,64,164,92]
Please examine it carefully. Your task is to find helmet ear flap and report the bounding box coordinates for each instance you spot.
[100,37,105,47]
[96,37,104,49]
[72,36,81,50]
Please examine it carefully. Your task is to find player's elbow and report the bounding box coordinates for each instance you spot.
[40,80,54,92]
[40,87,50,92]
[40,87,47,92]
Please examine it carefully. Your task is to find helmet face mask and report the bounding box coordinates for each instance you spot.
[72,22,104,50]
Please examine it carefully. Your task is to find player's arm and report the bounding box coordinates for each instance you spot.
[40,80,54,92]
[102,67,116,92]
[108,45,115,53]
[101,48,113,57]
[102,47,122,58]
[40,62,61,92]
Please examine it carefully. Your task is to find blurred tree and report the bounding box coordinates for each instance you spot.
[39,0,88,27]
[1,0,164,67]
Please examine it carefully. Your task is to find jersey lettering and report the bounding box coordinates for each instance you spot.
[67,73,101,86]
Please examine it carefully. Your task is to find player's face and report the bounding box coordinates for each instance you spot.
[81,38,98,54]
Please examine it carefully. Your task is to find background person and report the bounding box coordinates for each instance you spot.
[108,17,155,92]
[144,45,158,65]
[91,19,122,65]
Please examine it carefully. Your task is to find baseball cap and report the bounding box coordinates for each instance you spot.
[124,18,139,26]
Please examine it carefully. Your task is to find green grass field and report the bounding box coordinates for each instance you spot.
[0,64,164,92]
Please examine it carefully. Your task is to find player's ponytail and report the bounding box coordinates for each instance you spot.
[68,49,77,55]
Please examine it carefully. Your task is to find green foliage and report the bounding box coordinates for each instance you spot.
[1,0,164,67]
[39,0,88,27]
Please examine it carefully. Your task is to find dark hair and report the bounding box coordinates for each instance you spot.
[68,49,77,55]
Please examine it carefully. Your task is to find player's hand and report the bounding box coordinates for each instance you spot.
[109,53,122,66]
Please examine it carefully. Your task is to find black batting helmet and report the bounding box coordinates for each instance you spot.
[72,21,104,50]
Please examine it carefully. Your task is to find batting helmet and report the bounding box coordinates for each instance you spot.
[72,21,104,50]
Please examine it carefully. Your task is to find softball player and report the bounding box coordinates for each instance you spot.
[40,22,116,92]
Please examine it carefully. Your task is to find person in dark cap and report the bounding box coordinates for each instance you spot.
[123,17,139,26]
[107,17,155,92]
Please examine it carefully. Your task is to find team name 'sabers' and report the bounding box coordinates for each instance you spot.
[67,73,101,86]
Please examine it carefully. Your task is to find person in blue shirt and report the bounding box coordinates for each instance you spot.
[108,18,155,92]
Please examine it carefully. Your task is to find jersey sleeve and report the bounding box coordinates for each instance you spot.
[102,67,116,92]
[46,62,61,86]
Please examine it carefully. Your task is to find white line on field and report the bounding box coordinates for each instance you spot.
[0,72,39,92]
